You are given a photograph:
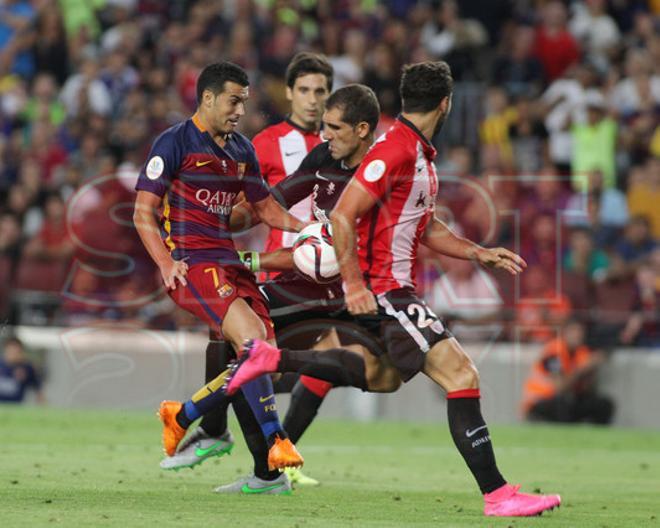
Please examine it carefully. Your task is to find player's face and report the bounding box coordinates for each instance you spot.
[211,82,249,134]
[287,73,330,130]
[322,107,362,161]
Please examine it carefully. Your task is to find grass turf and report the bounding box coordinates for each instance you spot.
[1,406,659,527]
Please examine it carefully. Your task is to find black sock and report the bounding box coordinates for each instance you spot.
[446,390,506,494]
[279,348,367,390]
[273,372,299,393]
[232,390,280,481]
[283,380,325,444]
[199,338,231,436]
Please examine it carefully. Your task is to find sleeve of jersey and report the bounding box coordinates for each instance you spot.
[270,148,319,209]
[354,142,406,201]
[135,130,181,197]
[252,131,275,185]
[242,147,271,203]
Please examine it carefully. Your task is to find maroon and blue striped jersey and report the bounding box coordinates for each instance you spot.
[135,114,270,266]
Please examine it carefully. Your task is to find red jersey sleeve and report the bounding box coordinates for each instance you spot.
[252,129,277,186]
[353,138,412,200]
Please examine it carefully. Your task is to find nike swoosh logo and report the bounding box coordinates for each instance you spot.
[315,170,330,181]
[465,425,488,438]
[284,151,301,157]
[241,483,284,494]
[259,394,275,403]
[195,441,225,457]
[196,160,213,167]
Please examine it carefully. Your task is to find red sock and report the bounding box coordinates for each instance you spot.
[300,375,332,398]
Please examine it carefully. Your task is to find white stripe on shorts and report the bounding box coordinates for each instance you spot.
[377,294,431,352]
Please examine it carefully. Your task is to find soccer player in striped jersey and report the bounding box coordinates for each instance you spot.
[134,62,305,493]
[159,54,335,489]
[225,62,563,516]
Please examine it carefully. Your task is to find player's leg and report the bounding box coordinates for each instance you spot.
[213,389,291,495]
[422,337,561,516]
[160,334,235,470]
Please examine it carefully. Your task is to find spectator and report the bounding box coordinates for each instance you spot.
[0,0,36,79]
[60,52,113,118]
[627,157,660,239]
[533,1,580,83]
[620,251,660,347]
[515,265,572,343]
[615,215,656,266]
[569,0,620,68]
[509,95,549,174]
[563,227,609,280]
[565,169,629,245]
[479,87,516,171]
[31,6,69,86]
[522,319,613,424]
[571,91,617,189]
[426,256,503,341]
[590,253,638,348]
[22,193,73,264]
[491,25,544,98]
[328,29,367,88]
[0,336,44,403]
[20,73,66,127]
[420,0,487,81]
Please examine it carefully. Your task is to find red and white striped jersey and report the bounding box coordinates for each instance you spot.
[252,119,322,252]
[353,116,438,295]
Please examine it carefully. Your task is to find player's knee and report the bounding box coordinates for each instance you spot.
[453,357,479,390]
[368,369,401,393]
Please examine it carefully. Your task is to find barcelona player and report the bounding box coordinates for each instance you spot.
[133,62,305,490]
[225,62,563,516]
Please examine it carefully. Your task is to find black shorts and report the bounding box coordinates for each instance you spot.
[259,272,348,333]
[352,288,452,382]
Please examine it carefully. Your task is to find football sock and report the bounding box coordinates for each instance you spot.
[283,376,332,444]
[446,389,506,494]
[175,368,231,429]
[279,348,367,390]
[240,374,287,442]
[199,338,231,436]
[273,372,299,393]
[232,389,281,481]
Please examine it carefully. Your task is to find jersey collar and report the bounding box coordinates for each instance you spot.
[285,116,321,136]
[396,115,437,159]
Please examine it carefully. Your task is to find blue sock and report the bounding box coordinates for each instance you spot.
[240,375,285,441]
[175,369,231,429]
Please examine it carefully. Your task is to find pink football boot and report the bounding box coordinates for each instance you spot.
[484,484,561,517]
[224,339,281,395]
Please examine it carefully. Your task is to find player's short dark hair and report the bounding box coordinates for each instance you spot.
[196,61,249,104]
[400,61,453,113]
[285,52,334,92]
[326,84,380,133]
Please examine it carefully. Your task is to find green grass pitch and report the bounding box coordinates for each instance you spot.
[1,406,659,527]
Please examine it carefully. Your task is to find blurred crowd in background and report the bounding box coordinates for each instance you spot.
[0,0,658,354]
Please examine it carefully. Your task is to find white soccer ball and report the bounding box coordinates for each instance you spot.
[292,223,340,283]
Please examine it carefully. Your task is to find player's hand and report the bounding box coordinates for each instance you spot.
[160,258,189,290]
[345,282,377,315]
[475,247,527,275]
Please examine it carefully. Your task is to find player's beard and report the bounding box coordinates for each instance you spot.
[433,112,448,137]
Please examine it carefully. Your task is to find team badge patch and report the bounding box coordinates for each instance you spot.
[237,162,246,179]
[217,283,234,298]
[363,159,386,182]
[146,156,164,180]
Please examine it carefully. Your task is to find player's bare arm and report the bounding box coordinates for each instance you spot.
[252,194,307,233]
[421,215,527,275]
[133,190,188,290]
[228,200,258,232]
[330,177,378,315]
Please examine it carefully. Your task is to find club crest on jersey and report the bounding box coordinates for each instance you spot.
[327,182,336,195]
[217,283,234,298]
[237,162,246,180]
[221,159,228,172]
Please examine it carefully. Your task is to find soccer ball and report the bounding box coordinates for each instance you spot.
[292,223,340,283]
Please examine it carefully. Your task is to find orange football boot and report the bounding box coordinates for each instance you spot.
[158,401,187,456]
[267,435,304,470]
